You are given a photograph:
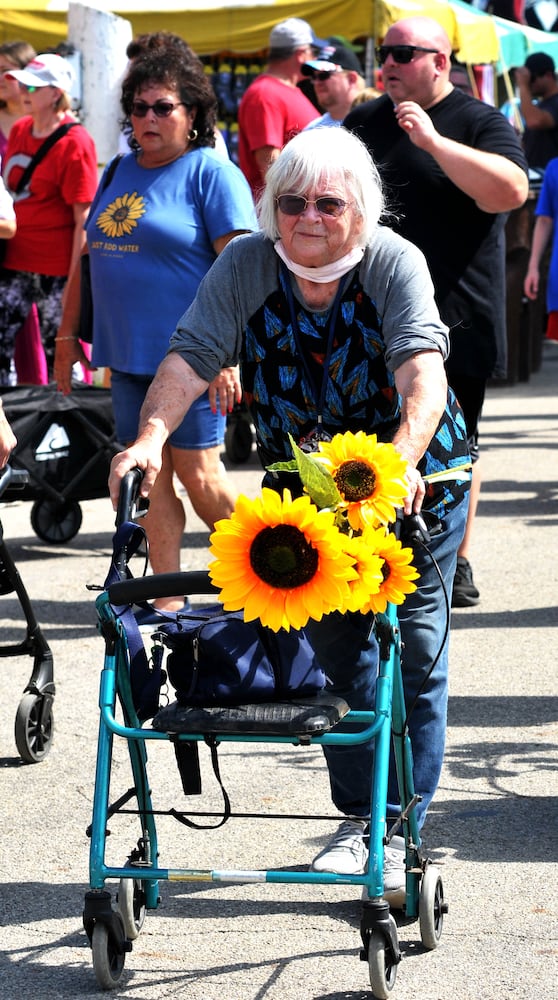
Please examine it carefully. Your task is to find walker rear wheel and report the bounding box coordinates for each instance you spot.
[14,693,53,763]
[367,923,398,998]
[91,921,125,990]
[419,864,446,950]
[117,876,146,940]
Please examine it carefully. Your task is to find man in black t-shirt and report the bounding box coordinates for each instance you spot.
[515,52,558,169]
[345,15,528,607]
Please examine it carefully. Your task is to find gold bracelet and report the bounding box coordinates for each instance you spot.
[55,336,79,342]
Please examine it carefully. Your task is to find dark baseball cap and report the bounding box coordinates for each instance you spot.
[302,39,362,76]
[525,52,555,77]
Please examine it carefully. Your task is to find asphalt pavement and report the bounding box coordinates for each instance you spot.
[0,344,557,1000]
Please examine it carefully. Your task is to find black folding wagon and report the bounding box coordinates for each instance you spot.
[0,381,121,544]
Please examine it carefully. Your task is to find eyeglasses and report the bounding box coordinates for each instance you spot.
[375,45,439,66]
[276,194,349,218]
[308,68,343,81]
[131,99,186,118]
[19,83,38,93]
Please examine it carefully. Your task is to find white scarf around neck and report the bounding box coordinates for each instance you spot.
[274,240,365,283]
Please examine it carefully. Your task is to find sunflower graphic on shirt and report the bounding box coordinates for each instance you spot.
[97,191,146,238]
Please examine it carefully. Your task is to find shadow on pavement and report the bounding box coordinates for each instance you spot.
[450,604,558,629]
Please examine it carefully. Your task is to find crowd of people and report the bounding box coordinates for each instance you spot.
[0,11,553,901]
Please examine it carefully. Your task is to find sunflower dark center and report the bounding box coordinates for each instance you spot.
[381,560,391,582]
[334,460,376,502]
[250,524,319,588]
[113,207,129,222]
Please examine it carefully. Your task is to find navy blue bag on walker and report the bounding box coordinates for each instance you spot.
[157,609,326,707]
[105,517,325,718]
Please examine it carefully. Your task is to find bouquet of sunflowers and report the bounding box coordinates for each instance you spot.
[208,430,419,633]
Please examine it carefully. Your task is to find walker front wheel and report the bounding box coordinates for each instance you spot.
[367,923,398,999]
[419,864,446,950]
[14,693,53,762]
[91,921,126,990]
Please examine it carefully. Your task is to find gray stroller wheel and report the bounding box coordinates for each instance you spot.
[14,692,54,763]
[91,921,126,989]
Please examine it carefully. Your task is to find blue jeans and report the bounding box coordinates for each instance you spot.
[306,496,469,832]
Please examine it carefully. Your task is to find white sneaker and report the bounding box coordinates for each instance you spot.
[383,835,406,908]
[310,820,368,875]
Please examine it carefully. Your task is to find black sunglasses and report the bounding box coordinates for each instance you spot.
[276,195,349,218]
[131,99,186,118]
[375,45,439,66]
[308,68,343,81]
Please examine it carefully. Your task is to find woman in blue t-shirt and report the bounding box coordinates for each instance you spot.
[54,47,257,618]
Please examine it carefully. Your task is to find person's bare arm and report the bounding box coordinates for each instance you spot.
[108,353,208,507]
[54,245,92,395]
[254,145,280,183]
[66,202,91,283]
[54,203,92,394]
[515,67,557,130]
[524,215,554,299]
[0,218,16,239]
[0,398,17,467]
[212,230,250,255]
[394,101,528,213]
[206,230,250,413]
[391,350,448,515]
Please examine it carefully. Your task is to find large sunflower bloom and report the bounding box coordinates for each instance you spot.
[208,488,357,632]
[339,529,385,614]
[315,430,408,531]
[358,528,420,614]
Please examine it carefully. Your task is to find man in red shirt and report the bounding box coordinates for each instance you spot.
[238,18,322,198]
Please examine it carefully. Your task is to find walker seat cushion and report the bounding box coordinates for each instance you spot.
[152,693,350,737]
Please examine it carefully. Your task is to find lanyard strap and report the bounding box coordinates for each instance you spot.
[281,263,346,425]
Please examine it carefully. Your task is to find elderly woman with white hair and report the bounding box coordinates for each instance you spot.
[109,126,470,905]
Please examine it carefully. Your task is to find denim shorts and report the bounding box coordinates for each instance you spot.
[110,369,226,450]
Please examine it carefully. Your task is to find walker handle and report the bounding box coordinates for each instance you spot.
[0,465,29,499]
[115,467,149,528]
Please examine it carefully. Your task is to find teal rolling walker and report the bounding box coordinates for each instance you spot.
[83,471,447,996]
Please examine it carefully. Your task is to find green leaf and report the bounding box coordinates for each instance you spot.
[266,460,298,473]
[288,435,342,510]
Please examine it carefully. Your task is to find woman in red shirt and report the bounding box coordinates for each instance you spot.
[1,53,97,383]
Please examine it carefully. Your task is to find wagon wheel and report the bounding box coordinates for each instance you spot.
[30,498,82,544]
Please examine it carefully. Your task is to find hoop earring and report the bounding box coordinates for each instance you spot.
[188,128,198,142]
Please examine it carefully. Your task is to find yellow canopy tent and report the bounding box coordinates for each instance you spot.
[0,0,506,62]
[1,1,372,55]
